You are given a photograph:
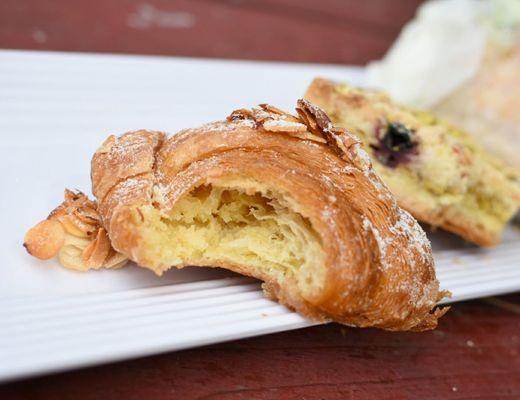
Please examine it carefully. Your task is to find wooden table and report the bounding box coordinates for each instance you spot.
[1,1,519,398]
[1,294,519,399]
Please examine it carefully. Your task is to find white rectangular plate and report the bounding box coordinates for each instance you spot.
[1,50,519,382]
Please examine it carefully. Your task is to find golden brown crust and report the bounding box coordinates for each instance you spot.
[24,220,65,260]
[89,100,448,331]
[91,131,165,200]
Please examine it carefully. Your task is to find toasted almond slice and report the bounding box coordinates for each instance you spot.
[251,109,271,123]
[104,250,128,269]
[58,215,88,237]
[227,108,255,121]
[64,188,80,203]
[82,228,111,268]
[259,104,302,122]
[262,118,327,143]
[110,259,128,269]
[262,118,308,133]
[48,202,70,219]
[78,196,97,210]
[258,104,287,115]
[63,234,92,248]
[73,209,99,225]
[63,189,97,209]
[285,130,328,143]
[81,206,100,219]
[296,107,320,136]
[58,214,96,237]
[23,219,65,260]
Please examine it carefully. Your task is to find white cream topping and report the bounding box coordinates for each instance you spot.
[366,0,519,108]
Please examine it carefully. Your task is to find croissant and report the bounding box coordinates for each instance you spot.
[24,100,448,331]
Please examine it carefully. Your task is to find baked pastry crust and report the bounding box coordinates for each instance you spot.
[24,190,128,271]
[304,78,520,247]
[81,100,446,331]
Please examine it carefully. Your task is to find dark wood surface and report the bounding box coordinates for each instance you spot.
[1,294,519,399]
[0,0,423,64]
[1,1,519,399]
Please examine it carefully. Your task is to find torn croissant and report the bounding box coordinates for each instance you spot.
[24,100,448,331]
[24,190,127,271]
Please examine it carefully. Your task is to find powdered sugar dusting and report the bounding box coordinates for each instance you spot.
[263,119,306,131]
[113,175,152,202]
[353,144,372,170]
[184,119,256,135]
[391,208,433,262]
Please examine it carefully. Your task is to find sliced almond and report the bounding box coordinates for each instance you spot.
[285,130,327,144]
[63,234,92,248]
[73,208,100,226]
[64,188,80,203]
[258,104,287,116]
[58,214,96,237]
[104,250,128,269]
[262,118,308,133]
[82,228,111,268]
[227,109,254,122]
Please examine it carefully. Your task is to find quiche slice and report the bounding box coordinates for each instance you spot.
[304,78,520,246]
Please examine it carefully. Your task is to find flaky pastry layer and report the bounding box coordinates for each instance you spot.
[83,100,447,331]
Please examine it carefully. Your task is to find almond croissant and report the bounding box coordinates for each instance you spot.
[24,100,448,331]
